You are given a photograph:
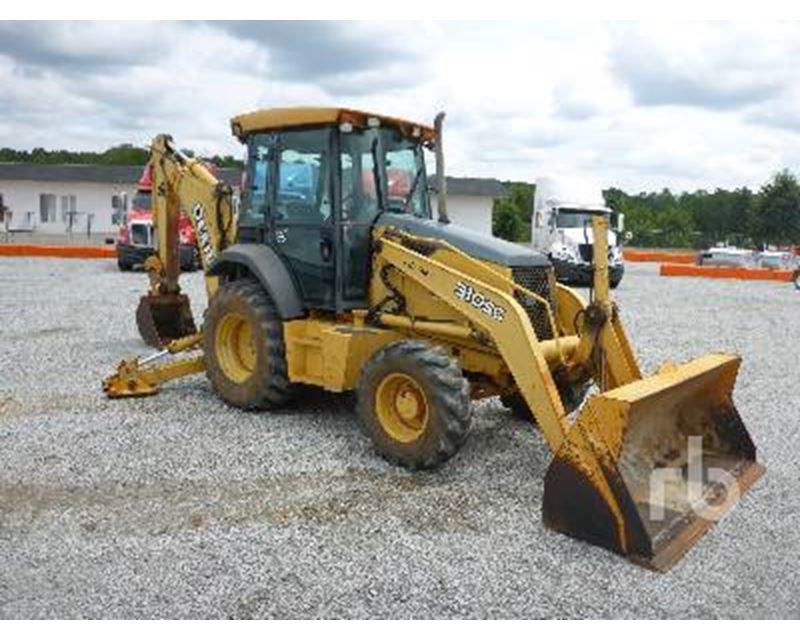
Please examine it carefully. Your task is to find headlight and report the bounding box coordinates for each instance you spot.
[552,241,580,263]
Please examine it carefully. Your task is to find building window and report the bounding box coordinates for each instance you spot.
[60,194,78,226]
[39,193,57,223]
[60,195,77,220]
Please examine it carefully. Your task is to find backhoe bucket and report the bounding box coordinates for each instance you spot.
[543,353,764,571]
[136,293,197,349]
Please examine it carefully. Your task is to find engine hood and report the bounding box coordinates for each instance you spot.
[375,213,550,268]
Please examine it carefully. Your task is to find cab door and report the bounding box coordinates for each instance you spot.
[337,127,381,307]
[271,128,336,309]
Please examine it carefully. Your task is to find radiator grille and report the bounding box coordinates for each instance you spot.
[511,265,557,340]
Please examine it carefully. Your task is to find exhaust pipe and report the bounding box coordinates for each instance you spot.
[433,112,449,224]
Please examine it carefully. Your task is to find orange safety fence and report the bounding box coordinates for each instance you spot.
[624,249,696,264]
[660,262,795,282]
[0,244,116,259]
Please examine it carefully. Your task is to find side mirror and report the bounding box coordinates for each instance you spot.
[617,212,625,232]
[111,195,121,209]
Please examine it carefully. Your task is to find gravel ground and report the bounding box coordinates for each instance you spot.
[0,257,798,619]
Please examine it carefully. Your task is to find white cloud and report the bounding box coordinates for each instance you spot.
[0,21,799,192]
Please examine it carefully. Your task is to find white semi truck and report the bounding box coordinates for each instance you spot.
[532,175,627,288]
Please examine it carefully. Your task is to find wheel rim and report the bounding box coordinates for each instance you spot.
[375,373,429,443]
[214,311,257,383]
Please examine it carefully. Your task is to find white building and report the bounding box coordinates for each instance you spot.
[0,164,243,242]
[0,164,143,238]
[0,164,507,240]
[432,177,509,236]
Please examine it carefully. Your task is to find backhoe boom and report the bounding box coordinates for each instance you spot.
[135,134,238,347]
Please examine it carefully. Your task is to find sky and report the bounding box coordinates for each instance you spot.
[0,20,799,193]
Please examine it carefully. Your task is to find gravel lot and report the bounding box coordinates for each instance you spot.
[1,257,798,619]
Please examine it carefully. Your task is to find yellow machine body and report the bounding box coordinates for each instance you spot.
[103,110,764,570]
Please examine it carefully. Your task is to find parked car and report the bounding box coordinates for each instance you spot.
[115,167,200,272]
[697,245,799,276]
[696,246,758,268]
[757,249,797,271]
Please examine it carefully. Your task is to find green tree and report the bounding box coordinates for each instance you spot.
[752,170,800,245]
[492,182,534,242]
[604,187,663,247]
[99,144,150,166]
[492,199,523,241]
[0,143,243,168]
[605,184,762,248]
[656,206,694,247]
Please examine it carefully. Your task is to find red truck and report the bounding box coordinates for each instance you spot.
[116,166,200,271]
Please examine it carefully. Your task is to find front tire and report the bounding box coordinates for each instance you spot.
[357,341,472,470]
[203,279,292,410]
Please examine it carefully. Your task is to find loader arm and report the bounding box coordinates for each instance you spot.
[372,217,646,452]
[136,135,238,347]
[375,219,763,570]
[374,230,575,452]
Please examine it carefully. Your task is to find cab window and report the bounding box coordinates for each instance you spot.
[275,129,332,225]
[381,128,429,218]
[340,127,380,224]
[240,141,270,227]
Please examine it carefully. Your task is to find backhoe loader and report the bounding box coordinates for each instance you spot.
[104,107,764,570]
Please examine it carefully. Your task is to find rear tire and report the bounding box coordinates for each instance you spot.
[117,260,132,272]
[203,279,292,410]
[357,341,472,470]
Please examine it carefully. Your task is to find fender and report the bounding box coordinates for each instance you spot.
[209,243,306,320]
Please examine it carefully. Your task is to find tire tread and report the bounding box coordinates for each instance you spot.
[204,279,292,410]
[357,340,471,470]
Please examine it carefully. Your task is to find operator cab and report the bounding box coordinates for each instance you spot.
[233,108,434,312]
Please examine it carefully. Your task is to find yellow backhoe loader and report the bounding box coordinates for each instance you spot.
[104,107,764,570]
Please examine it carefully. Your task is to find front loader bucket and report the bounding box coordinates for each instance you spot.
[543,353,764,571]
[136,293,197,349]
